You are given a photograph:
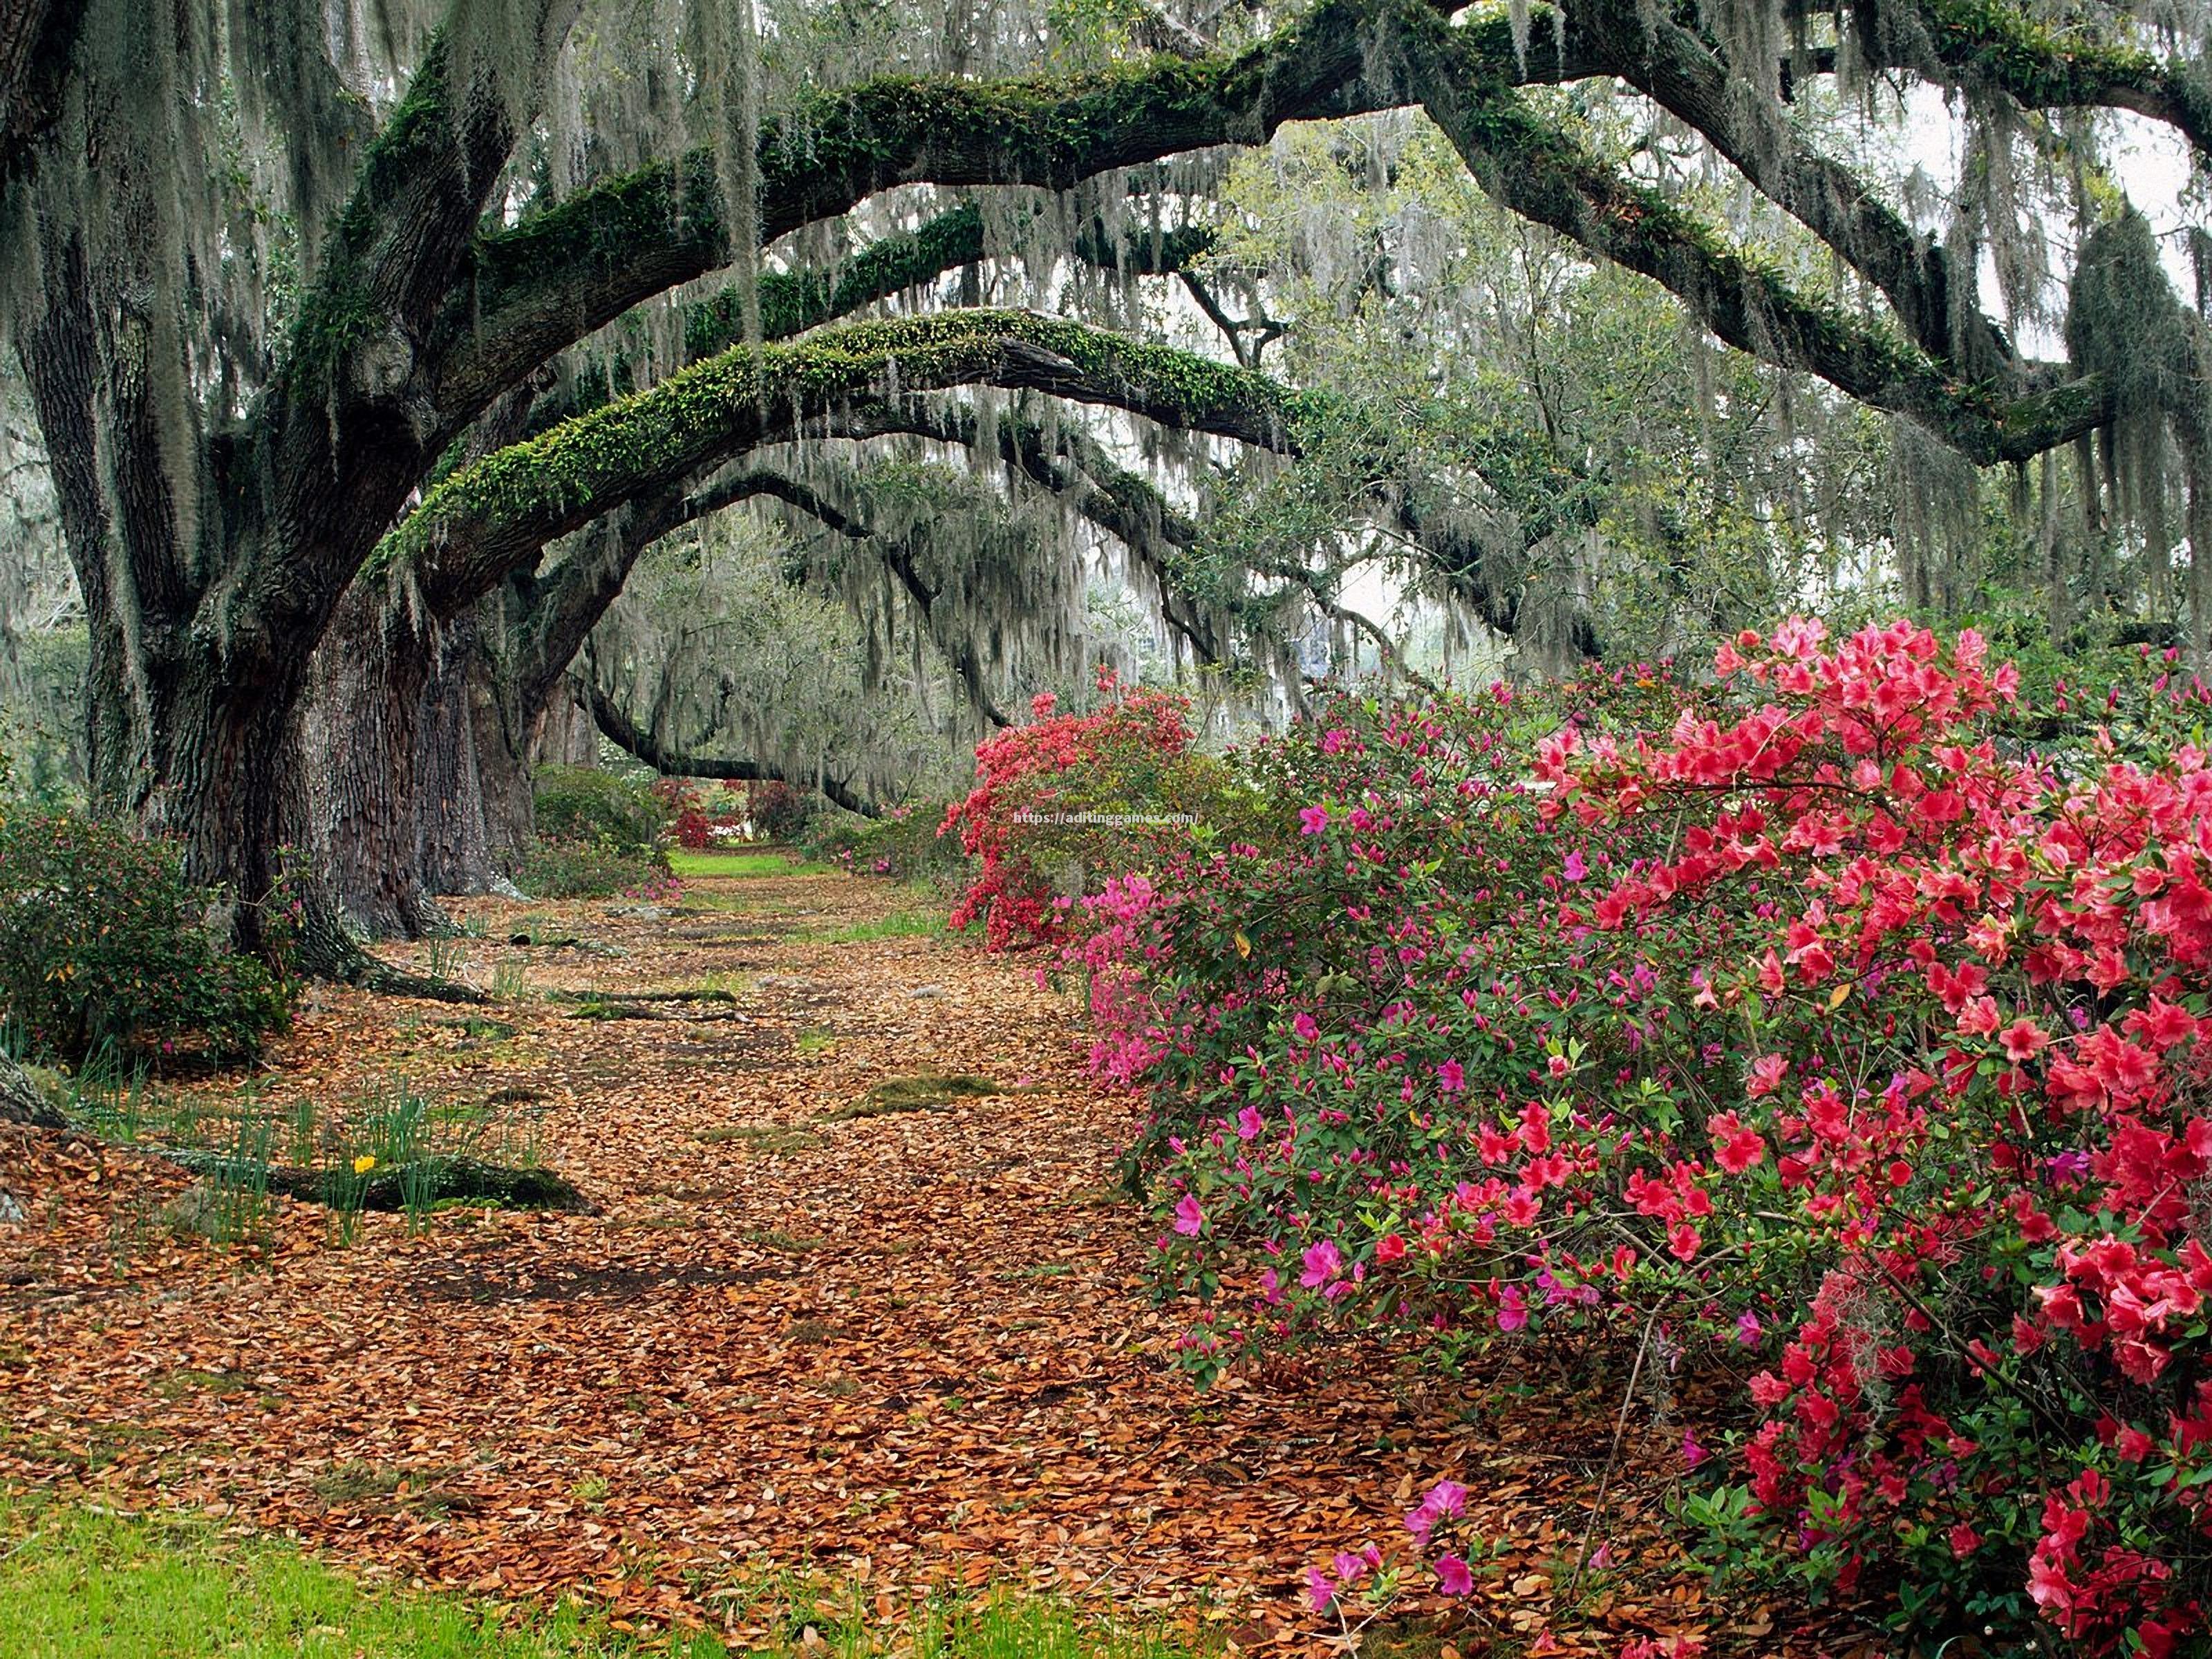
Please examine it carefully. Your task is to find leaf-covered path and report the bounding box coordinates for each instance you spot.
[1,861,1833,1654]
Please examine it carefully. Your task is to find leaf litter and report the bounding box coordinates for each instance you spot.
[0,863,1861,1655]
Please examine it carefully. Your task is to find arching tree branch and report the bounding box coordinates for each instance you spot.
[583,677,884,818]
[392,309,1306,617]
[430,0,1586,413]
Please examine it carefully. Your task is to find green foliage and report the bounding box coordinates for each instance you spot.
[530,765,669,856]
[803,804,973,889]
[515,836,669,900]
[0,621,88,809]
[0,812,292,1065]
[747,780,812,843]
[521,765,675,899]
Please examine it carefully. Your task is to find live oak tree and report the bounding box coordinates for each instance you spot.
[2,0,2204,962]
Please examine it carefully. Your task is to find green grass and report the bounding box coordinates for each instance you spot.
[666,849,836,879]
[0,1492,1203,1658]
[802,910,944,944]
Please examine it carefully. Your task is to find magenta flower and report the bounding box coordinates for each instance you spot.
[1682,1430,1709,1468]
[1736,1310,1763,1345]
[1304,1566,1335,1612]
[1237,1104,1265,1141]
[1173,1194,1205,1237]
[1300,1239,1344,1288]
[1406,1477,1469,1540]
[1496,1285,1528,1331]
[1562,850,1588,881]
[1434,1554,1475,1595]
[1293,1011,1320,1042]
[1300,804,1330,835]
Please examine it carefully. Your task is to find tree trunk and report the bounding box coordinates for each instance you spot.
[305,584,444,940]
[536,684,599,766]
[417,602,498,897]
[469,619,538,875]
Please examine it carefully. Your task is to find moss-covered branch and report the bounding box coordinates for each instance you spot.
[431,0,1588,415]
[1394,0,2107,462]
[391,308,1308,616]
[583,679,883,817]
[1879,0,2211,159]
[1570,0,2017,378]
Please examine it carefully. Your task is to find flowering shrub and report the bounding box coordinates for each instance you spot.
[748,780,812,843]
[0,810,292,1062]
[655,780,752,850]
[941,673,1250,949]
[1056,624,2212,1654]
[805,802,973,888]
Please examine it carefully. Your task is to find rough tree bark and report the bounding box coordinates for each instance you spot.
[0,1051,62,1128]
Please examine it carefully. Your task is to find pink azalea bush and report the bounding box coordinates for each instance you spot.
[940,670,1257,950]
[1029,621,2212,1654]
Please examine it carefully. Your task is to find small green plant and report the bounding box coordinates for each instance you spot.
[286,1093,318,1166]
[792,1028,836,1056]
[105,1193,162,1272]
[807,910,944,944]
[424,934,468,984]
[357,1078,431,1167]
[320,1151,375,1247]
[398,1154,438,1234]
[489,959,529,1002]
[203,1107,275,1248]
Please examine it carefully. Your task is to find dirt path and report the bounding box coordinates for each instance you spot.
[0,862,1823,1654]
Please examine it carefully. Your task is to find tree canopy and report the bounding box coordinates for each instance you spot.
[0,0,2205,949]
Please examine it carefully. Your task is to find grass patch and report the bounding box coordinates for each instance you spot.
[431,1017,518,1043]
[312,1459,406,1503]
[818,1073,1005,1121]
[151,1369,255,1400]
[801,910,944,944]
[792,1029,837,1057]
[0,1491,1209,1658]
[666,850,836,880]
[693,1124,825,1153]
[563,999,656,1022]
[0,1489,728,1657]
[740,1228,824,1255]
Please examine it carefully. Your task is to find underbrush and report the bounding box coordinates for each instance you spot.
[522,766,677,899]
[63,1062,564,1249]
[516,835,673,901]
[0,805,291,1065]
[803,804,971,892]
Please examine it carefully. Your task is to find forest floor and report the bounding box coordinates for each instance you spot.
[0,856,1860,1657]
